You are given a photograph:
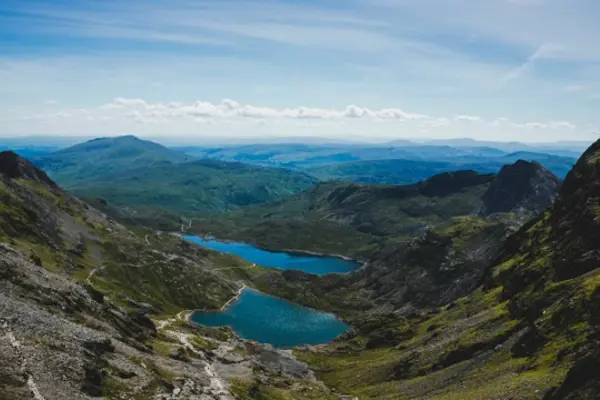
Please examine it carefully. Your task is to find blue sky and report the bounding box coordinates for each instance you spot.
[1,0,599,142]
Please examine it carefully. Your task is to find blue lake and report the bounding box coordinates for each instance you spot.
[191,289,349,348]
[182,234,359,275]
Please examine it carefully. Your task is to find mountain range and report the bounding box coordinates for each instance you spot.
[1,134,600,399]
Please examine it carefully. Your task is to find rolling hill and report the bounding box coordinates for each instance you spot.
[176,142,579,176]
[33,136,318,223]
[194,162,559,257]
[34,135,193,183]
[67,158,318,217]
[308,153,575,184]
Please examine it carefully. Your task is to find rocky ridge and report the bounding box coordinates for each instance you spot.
[480,159,560,217]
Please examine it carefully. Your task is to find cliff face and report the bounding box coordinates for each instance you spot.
[480,159,560,217]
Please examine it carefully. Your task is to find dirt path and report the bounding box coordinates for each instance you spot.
[155,313,233,398]
[220,285,246,311]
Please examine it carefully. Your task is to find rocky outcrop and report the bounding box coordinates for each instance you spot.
[480,159,559,217]
[0,150,57,187]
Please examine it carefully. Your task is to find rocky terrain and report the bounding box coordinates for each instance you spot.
[278,141,600,399]
[0,151,346,399]
[480,159,560,217]
[3,139,598,399]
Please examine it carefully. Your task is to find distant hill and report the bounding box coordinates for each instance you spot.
[195,161,559,257]
[307,159,497,184]
[33,136,317,221]
[64,157,317,219]
[307,153,575,184]
[34,135,193,183]
[177,143,578,178]
[195,170,496,256]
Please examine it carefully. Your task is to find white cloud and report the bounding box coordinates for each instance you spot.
[454,115,482,122]
[99,98,434,123]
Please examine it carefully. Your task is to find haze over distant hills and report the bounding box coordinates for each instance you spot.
[0,135,578,227]
[29,136,318,226]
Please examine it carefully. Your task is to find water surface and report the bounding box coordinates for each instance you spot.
[191,289,349,348]
[182,234,359,274]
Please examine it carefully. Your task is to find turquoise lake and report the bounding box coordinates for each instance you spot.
[191,289,349,348]
[182,234,359,275]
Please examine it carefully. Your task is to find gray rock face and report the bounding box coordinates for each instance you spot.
[0,150,57,187]
[480,159,560,217]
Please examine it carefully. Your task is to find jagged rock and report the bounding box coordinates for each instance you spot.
[83,339,115,356]
[81,363,105,397]
[480,159,560,217]
[544,354,600,400]
[511,325,547,358]
[82,284,104,304]
[0,150,57,187]
[128,310,157,336]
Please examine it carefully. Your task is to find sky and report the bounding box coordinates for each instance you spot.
[1,0,599,143]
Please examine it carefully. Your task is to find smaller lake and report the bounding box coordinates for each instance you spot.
[191,289,349,348]
[182,234,359,275]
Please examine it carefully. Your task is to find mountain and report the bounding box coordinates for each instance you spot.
[33,136,318,225]
[34,135,193,183]
[66,158,318,220]
[195,163,558,257]
[480,160,561,216]
[307,158,498,184]
[0,151,344,399]
[176,142,581,173]
[249,161,559,315]
[255,140,600,399]
[308,153,575,185]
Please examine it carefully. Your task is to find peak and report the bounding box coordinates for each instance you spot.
[512,159,539,168]
[480,160,559,216]
[87,135,142,143]
[497,159,547,176]
[0,151,56,187]
[552,138,600,219]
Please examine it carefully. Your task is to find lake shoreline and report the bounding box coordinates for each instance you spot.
[179,232,365,273]
[187,287,350,348]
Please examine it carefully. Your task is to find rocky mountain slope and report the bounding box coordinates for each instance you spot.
[278,139,600,399]
[0,151,344,400]
[480,159,560,217]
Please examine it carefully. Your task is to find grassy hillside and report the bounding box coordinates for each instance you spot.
[34,135,192,183]
[262,139,600,399]
[34,136,318,222]
[194,170,496,257]
[67,158,317,217]
[0,150,259,313]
